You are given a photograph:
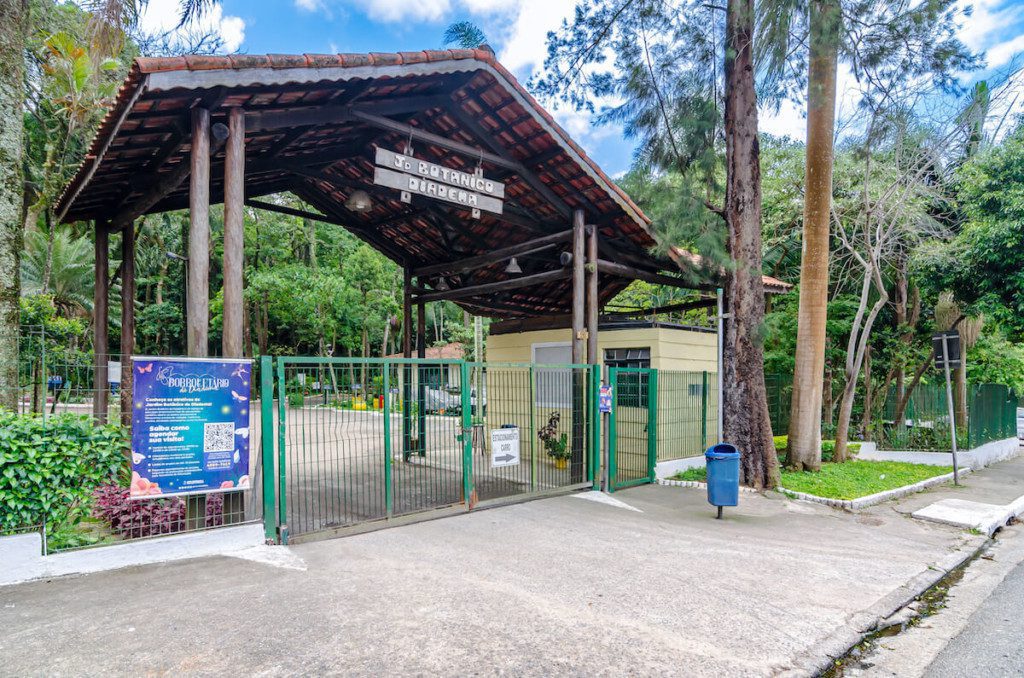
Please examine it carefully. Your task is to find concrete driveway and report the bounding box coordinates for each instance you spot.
[0,484,980,676]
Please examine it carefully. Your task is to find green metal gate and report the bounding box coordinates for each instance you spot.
[260,357,598,542]
[608,367,658,492]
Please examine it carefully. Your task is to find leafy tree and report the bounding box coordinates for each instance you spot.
[21,227,94,318]
[443,20,487,49]
[0,0,28,409]
[535,0,779,487]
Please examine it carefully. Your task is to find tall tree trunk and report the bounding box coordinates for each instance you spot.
[834,264,889,461]
[0,0,26,411]
[954,359,968,429]
[860,344,872,440]
[722,0,779,489]
[785,0,841,472]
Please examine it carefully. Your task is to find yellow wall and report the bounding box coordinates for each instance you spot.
[485,326,718,463]
[486,326,717,371]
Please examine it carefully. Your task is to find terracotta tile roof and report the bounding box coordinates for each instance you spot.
[58,49,648,232]
[669,246,793,294]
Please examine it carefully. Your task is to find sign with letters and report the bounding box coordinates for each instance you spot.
[490,427,520,468]
[373,147,505,216]
[129,357,252,499]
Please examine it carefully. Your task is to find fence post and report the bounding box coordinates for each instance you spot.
[608,368,618,492]
[383,364,393,518]
[275,358,288,544]
[259,356,276,542]
[460,361,474,509]
[701,370,708,449]
[647,369,658,484]
[590,363,600,490]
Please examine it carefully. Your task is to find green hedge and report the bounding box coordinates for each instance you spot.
[0,412,127,532]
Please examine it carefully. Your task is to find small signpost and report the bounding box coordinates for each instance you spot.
[599,384,613,414]
[933,330,962,485]
[490,427,520,468]
[373,147,505,217]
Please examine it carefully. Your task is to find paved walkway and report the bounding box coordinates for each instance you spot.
[0,483,980,676]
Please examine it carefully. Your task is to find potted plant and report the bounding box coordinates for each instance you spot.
[538,412,571,469]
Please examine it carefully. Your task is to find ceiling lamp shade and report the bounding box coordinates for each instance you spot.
[504,257,522,274]
[345,189,373,213]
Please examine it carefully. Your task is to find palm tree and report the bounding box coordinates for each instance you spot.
[22,227,95,319]
[443,21,488,49]
[784,0,840,472]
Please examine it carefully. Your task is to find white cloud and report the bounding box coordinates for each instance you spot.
[497,0,576,72]
[294,0,324,11]
[138,0,246,52]
[350,0,452,22]
[986,33,1024,70]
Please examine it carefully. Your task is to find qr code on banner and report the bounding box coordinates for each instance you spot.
[203,422,235,453]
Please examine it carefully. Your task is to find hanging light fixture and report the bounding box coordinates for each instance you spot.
[345,189,373,213]
[504,257,522,274]
[435,277,450,291]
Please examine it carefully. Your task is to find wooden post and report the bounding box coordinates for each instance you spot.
[571,210,585,482]
[417,298,427,457]
[585,225,598,365]
[222,107,245,358]
[571,210,585,363]
[93,221,109,424]
[187,108,211,357]
[402,267,413,460]
[120,222,135,429]
[585,224,599,486]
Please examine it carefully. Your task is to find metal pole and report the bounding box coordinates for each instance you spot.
[941,334,960,486]
[716,288,724,442]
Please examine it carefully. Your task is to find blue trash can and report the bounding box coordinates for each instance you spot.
[705,443,740,518]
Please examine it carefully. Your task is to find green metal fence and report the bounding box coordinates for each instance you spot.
[874,382,1017,451]
[765,373,793,436]
[608,367,657,491]
[967,383,1017,448]
[267,357,597,542]
[656,370,718,461]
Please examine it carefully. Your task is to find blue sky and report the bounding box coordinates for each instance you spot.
[138,0,1024,177]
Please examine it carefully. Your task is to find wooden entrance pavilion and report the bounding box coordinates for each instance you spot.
[55,48,719,426]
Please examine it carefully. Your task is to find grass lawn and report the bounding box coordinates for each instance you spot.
[669,459,953,500]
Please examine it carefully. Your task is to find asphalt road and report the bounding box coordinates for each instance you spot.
[926,558,1024,677]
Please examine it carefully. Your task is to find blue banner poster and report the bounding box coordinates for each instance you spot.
[130,357,252,499]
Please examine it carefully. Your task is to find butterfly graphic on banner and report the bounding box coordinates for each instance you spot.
[137,363,153,374]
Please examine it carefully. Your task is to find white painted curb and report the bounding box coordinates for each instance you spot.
[0,524,266,587]
[859,438,1021,470]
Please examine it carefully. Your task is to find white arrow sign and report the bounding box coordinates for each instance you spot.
[490,427,520,468]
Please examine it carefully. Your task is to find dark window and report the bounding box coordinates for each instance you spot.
[605,348,651,407]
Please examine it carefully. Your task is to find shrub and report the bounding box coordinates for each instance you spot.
[0,412,126,532]
[92,484,225,539]
[287,392,305,408]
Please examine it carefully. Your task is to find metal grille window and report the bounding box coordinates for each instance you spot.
[534,343,572,407]
[605,348,651,406]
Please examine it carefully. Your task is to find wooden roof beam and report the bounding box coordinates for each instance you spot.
[595,259,714,291]
[414,268,571,303]
[432,103,576,219]
[413,229,572,278]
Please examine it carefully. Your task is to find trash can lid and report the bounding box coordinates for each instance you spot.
[705,443,740,458]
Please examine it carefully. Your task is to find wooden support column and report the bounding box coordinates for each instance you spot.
[93,221,109,424]
[570,210,585,482]
[402,267,413,460]
[120,223,135,429]
[187,107,211,357]
[571,210,585,363]
[586,225,599,365]
[222,107,245,358]
[416,298,427,457]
